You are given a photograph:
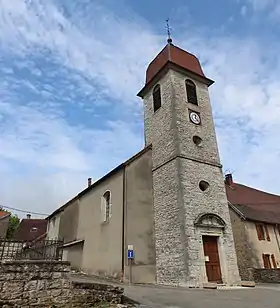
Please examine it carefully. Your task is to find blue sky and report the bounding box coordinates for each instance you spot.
[1,0,280,217]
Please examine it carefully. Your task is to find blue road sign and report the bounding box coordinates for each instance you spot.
[127,249,134,259]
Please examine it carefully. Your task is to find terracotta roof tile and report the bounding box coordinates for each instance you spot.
[226,183,280,224]
[13,219,47,242]
[145,44,206,85]
[0,211,10,219]
[137,43,214,98]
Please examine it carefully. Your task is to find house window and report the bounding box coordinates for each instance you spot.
[265,225,271,241]
[271,254,277,268]
[30,227,38,232]
[256,224,265,240]
[102,191,112,222]
[255,223,270,241]
[185,79,198,105]
[153,84,161,112]
[263,254,277,269]
[263,254,271,269]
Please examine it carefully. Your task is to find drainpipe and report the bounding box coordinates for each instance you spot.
[121,166,126,282]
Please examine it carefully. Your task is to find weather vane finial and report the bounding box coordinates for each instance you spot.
[166,18,173,44]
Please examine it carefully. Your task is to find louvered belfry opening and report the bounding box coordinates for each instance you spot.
[186,79,198,105]
[153,84,161,112]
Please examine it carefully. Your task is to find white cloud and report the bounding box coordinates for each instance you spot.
[241,5,248,15]
[0,0,280,219]
[244,0,274,11]
[0,0,150,217]
[182,36,280,193]
[0,0,160,105]
[242,0,280,20]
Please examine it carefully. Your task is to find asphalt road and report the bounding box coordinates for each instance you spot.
[71,275,280,308]
[124,284,280,308]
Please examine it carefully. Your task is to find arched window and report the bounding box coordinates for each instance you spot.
[153,84,161,112]
[101,191,112,222]
[185,79,198,105]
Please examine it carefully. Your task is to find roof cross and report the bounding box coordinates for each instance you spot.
[165,18,173,44]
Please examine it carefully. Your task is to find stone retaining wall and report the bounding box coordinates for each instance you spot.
[251,268,280,283]
[0,260,124,307]
[72,281,123,306]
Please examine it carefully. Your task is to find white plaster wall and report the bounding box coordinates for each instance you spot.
[76,170,124,279]
[246,221,280,268]
[46,214,61,240]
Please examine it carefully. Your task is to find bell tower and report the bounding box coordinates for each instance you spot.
[137,42,240,287]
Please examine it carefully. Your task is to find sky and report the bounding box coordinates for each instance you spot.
[0,0,280,218]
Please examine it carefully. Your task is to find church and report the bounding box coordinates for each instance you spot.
[46,39,242,288]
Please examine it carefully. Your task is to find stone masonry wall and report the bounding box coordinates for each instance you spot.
[144,70,187,286]
[229,209,254,281]
[172,70,221,165]
[71,281,124,307]
[180,159,241,286]
[152,159,187,286]
[143,67,241,286]
[0,260,123,307]
[143,70,176,167]
[251,268,280,283]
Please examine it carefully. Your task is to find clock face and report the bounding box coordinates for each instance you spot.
[189,111,201,125]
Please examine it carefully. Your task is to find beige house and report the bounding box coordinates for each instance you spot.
[226,174,280,281]
[47,41,242,287]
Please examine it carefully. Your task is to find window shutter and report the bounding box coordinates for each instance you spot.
[262,253,266,268]
[265,225,271,241]
[271,254,277,268]
[262,253,271,269]
[268,255,272,269]
[256,224,261,240]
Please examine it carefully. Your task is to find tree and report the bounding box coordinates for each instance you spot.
[6,214,20,239]
[0,208,20,239]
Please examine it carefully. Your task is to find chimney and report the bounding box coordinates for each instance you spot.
[225,173,233,186]
[88,177,92,187]
[26,214,31,219]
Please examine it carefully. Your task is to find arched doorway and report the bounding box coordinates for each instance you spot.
[194,213,226,283]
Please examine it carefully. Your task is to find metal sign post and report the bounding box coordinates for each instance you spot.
[127,245,134,285]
